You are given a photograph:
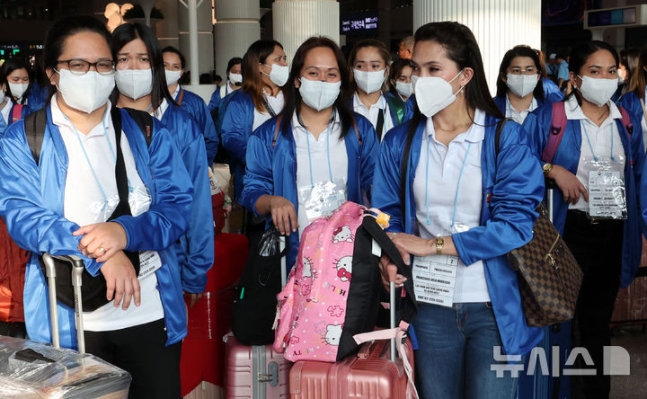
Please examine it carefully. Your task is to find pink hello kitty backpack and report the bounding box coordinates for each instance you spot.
[273,201,416,363]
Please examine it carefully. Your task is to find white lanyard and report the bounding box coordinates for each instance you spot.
[580,120,615,162]
[299,115,335,187]
[66,110,117,215]
[424,135,472,231]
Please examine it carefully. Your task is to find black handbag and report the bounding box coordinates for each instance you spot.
[231,228,287,345]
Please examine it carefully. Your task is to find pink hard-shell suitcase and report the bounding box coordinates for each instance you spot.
[289,337,414,399]
[288,259,417,399]
[224,334,291,398]
[224,236,291,398]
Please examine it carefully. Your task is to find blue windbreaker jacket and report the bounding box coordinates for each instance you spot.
[218,90,261,201]
[240,114,379,270]
[522,102,644,288]
[0,105,193,348]
[174,87,219,165]
[372,114,545,355]
[160,104,214,294]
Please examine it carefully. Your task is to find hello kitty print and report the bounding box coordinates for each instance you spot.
[274,201,366,363]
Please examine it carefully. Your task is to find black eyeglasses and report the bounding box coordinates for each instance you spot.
[56,59,115,75]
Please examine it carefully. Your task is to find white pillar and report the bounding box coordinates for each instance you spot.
[178,0,214,80]
[214,0,260,79]
[413,0,541,95]
[272,0,339,63]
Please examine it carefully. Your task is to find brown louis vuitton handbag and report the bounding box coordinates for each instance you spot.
[507,205,582,327]
[493,119,582,327]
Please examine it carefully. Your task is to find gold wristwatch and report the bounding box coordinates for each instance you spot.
[435,236,444,255]
[542,163,553,178]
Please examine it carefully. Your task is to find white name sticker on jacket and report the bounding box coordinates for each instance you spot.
[412,254,458,307]
[138,251,162,279]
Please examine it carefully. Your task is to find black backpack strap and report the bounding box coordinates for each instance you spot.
[493,118,508,159]
[376,108,385,141]
[24,108,47,165]
[121,107,154,147]
[399,117,419,224]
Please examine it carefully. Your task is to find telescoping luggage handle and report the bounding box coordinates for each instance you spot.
[352,259,419,399]
[41,253,86,354]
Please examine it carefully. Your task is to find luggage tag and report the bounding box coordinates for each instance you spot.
[586,160,627,220]
[411,223,467,308]
[299,178,347,222]
[138,251,162,279]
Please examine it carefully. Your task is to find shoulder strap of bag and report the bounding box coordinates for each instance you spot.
[385,94,406,125]
[271,115,284,148]
[399,117,419,223]
[542,102,567,163]
[24,108,47,165]
[176,88,185,106]
[493,118,509,158]
[108,107,130,207]
[376,109,385,141]
[618,106,634,137]
[11,104,24,123]
[122,107,154,147]
[352,116,361,145]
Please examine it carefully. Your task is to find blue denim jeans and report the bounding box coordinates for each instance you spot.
[412,302,518,399]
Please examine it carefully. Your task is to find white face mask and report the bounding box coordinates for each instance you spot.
[412,70,463,118]
[57,69,115,114]
[395,81,413,99]
[263,64,289,87]
[165,70,183,86]
[8,82,28,100]
[229,73,243,84]
[506,74,538,98]
[115,69,153,100]
[354,69,386,94]
[576,75,618,107]
[298,78,341,112]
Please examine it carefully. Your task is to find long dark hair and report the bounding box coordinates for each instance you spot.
[621,47,646,99]
[413,21,504,123]
[2,57,32,105]
[495,46,545,101]
[227,57,243,75]
[241,39,283,112]
[279,36,353,138]
[566,40,619,106]
[111,22,175,109]
[43,16,114,103]
[347,38,391,93]
[388,58,416,98]
[161,45,186,69]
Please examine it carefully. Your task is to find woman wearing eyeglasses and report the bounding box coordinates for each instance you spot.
[0,16,193,398]
[494,46,563,124]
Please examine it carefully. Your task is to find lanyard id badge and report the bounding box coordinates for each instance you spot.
[299,178,347,222]
[412,254,458,307]
[588,169,627,219]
